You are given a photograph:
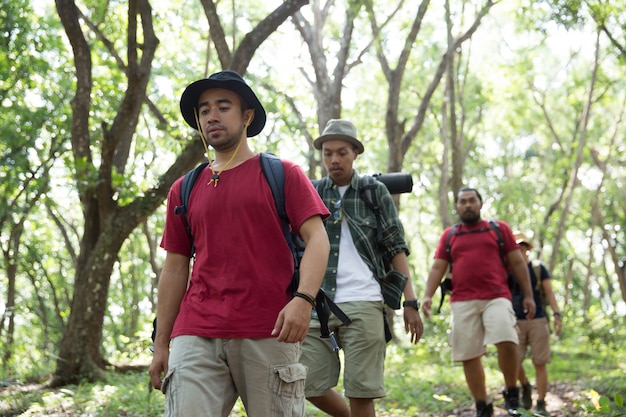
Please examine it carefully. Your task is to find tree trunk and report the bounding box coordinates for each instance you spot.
[548,32,600,273]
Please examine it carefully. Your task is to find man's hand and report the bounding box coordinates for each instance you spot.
[523,296,536,320]
[422,296,433,319]
[403,307,424,344]
[553,313,562,337]
[148,347,169,391]
[272,297,313,343]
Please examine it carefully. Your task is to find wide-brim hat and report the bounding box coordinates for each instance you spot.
[514,231,534,250]
[313,119,364,153]
[180,70,266,137]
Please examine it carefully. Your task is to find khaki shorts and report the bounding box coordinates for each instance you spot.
[163,336,306,417]
[516,317,551,364]
[300,301,386,399]
[450,298,518,362]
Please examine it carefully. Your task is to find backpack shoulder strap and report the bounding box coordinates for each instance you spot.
[445,223,461,260]
[359,175,380,212]
[359,175,383,242]
[532,259,543,291]
[438,224,459,313]
[487,219,507,267]
[311,177,325,195]
[261,153,351,344]
[259,152,288,224]
[259,151,299,263]
[259,152,301,269]
[174,162,209,256]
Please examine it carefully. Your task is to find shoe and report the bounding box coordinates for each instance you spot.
[521,382,532,409]
[502,386,521,416]
[476,400,494,417]
[536,399,550,416]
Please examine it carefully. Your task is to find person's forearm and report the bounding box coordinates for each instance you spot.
[424,259,448,298]
[297,229,329,298]
[391,252,416,300]
[154,255,189,349]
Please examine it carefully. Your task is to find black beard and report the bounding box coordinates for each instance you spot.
[460,212,481,225]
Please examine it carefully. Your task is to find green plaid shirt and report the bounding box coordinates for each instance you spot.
[316,171,409,300]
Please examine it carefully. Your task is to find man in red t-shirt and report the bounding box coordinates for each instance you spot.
[148,70,330,416]
[422,188,536,417]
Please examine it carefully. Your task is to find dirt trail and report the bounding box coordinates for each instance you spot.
[379,382,588,417]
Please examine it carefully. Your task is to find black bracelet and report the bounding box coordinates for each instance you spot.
[554,312,562,318]
[293,291,316,307]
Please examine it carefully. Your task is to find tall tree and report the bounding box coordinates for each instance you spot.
[366,0,496,217]
[0,0,65,367]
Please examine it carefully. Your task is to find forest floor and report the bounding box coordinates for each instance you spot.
[399,381,587,416]
[0,380,591,416]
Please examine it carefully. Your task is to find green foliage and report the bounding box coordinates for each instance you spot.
[2,323,624,416]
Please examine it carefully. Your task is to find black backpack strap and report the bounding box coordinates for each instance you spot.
[260,152,305,287]
[260,153,287,221]
[437,223,460,314]
[487,219,507,267]
[315,289,352,351]
[259,152,293,254]
[260,154,350,348]
[174,161,209,257]
[488,219,514,290]
[359,175,383,243]
[444,223,460,271]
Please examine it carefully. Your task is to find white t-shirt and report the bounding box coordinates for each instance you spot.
[333,185,384,303]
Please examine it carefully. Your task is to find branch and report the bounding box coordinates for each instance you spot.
[199,0,232,68]
[55,0,93,170]
[401,0,497,154]
[231,0,309,74]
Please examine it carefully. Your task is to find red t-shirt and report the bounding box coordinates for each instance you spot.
[434,219,519,302]
[161,155,329,338]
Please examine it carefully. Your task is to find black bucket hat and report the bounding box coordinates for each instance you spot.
[180,70,266,137]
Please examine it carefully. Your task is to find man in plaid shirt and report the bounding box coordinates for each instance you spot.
[300,119,423,417]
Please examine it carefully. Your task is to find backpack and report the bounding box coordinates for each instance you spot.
[153,153,351,351]
[436,219,510,313]
[531,259,551,326]
[359,176,408,311]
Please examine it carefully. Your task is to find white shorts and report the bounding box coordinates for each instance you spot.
[450,298,518,361]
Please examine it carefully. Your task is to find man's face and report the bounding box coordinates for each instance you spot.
[519,243,530,261]
[455,190,482,224]
[196,88,253,152]
[322,140,358,186]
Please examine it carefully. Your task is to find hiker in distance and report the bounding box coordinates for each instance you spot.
[512,231,562,417]
[148,70,331,417]
[421,187,536,417]
[300,119,424,417]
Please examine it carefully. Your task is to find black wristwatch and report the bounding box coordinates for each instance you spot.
[402,299,420,310]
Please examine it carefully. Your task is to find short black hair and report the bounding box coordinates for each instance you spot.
[455,187,482,203]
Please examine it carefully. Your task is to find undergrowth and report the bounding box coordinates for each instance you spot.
[1,310,624,416]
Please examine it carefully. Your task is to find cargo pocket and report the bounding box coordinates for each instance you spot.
[161,367,177,417]
[269,363,307,416]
